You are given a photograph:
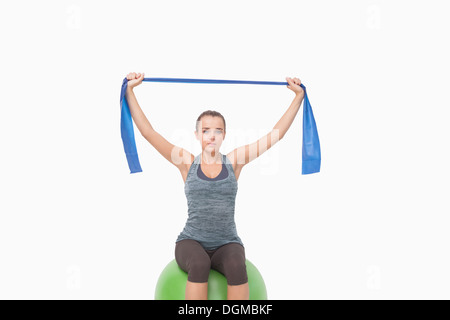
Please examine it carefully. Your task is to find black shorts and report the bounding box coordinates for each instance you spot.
[175,239,248,286]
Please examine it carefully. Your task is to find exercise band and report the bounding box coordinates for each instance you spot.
[120,77,321,175]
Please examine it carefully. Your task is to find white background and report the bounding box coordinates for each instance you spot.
[0,0,449,300]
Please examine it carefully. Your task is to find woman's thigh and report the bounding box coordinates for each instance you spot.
[210,242,248,285]
[175,239,211,283]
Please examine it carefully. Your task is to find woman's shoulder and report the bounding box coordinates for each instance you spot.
[224,151,236,166]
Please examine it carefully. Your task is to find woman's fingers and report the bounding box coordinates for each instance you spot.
[286,77,292,88]
[127,72,144,80]
[287,77,301,86]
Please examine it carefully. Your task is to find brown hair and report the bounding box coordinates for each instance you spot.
[196,110,226,133]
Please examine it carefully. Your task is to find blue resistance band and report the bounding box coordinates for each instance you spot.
[120,77,321,175]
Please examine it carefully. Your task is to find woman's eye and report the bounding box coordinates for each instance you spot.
[202,130,221,135]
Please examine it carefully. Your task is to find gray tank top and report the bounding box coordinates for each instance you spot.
[176,153,244,250]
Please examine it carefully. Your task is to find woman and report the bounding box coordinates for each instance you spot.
[125,72,304,300]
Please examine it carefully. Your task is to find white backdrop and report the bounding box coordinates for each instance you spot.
[1,0,449,300]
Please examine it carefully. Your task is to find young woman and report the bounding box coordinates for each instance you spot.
[125,72,304,300]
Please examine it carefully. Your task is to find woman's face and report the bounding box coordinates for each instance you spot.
[195,116,225,153]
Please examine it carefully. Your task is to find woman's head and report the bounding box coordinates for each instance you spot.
[195,110,226,153]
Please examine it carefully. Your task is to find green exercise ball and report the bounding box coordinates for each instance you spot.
[154,259,267,300]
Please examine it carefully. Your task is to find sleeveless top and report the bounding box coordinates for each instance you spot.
[176,153,244,250]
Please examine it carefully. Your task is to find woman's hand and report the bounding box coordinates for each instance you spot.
[127,72,145,90]
[286,77,304,97]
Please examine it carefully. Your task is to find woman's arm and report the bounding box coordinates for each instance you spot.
[125,86,154,137]
[273,92,304,140]
[124,72,193,172]
[227,77,305,167]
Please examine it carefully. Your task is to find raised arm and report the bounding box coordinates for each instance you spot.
[273,78,304,139]
[125,83,154,136]
[228,77,304,167]
[125,72,193,171]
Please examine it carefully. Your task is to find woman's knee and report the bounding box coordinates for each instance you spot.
[222,254,248,285]
[189,256,211,273]
[187,257,211,283]
[223,256,246,273]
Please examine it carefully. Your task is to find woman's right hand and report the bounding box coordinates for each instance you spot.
[127,72,145,89]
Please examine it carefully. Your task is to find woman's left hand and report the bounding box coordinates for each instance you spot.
[286,77,304,97]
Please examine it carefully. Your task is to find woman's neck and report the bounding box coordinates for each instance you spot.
[201,150,222,165]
